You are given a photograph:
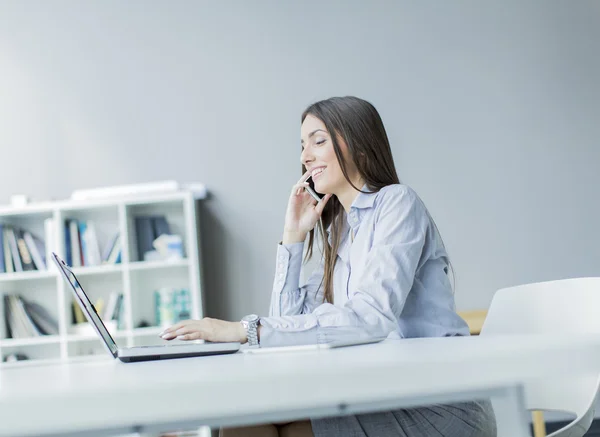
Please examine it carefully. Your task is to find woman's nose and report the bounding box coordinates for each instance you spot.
[301,147,313,166]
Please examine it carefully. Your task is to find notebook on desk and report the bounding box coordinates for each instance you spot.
[52,252,240,362]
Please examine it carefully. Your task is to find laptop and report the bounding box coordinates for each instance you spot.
[52,252,240,362]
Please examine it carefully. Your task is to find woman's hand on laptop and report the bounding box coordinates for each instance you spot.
[159,318,248,343]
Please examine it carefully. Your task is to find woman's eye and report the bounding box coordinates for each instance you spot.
[316,139,326,145]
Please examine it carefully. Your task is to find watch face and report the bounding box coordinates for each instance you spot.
[242,314,259,323]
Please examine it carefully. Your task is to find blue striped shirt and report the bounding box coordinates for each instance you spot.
[259,184,469,347]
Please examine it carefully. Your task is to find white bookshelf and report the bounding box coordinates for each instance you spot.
[0,189,207,365]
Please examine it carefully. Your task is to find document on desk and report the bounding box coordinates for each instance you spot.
[242,344,324,354]
[242,337,384,354]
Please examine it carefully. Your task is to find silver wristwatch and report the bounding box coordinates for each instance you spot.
[240,314,260,346]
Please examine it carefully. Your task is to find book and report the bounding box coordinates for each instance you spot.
[72,299,86,324]
[6,296,22,337]
[64,220,72,266]
[79,221,89,266]
[155,288,191,327]
[94,297,104,319]
[24,231,46,271]
[113,294,125,329]
[16,296,43,336]
[8,295,38,338]
[3,295,58,338]
[69,220,82,267]
[0,224,4,274]
[6,228,23,272]
[153,216,171,238]
[102,232,119,263]
[3,295,12,338]
[16,229,36,271]
[22,300,58,335]
[107,236,121,264]
[135,216,155,261]
[173,289,191,322]
[102,291,120,321]
[44,218,55,271]
[3,228,13,273]
[85,221,102,266]
[135,215,173,261]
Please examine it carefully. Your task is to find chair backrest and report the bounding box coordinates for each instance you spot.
[481,277,600,437]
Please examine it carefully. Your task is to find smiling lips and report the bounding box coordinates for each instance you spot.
[311,167,326,180]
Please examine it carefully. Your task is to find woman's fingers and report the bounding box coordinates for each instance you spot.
[295,170,312,185]
[314,193,332,215]
[159,320,190,337]
[160,320,199,339]
[161,324,205,341]
[293,182,309,196]
[175,331,204,341]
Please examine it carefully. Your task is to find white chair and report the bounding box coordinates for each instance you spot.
[480,277,600,437]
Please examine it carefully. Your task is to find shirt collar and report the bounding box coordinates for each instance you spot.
[326,184,377,240]
[350,183,377,210]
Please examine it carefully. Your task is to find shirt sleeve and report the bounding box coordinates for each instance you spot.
[269,241,325,317]
[260,186,429,348]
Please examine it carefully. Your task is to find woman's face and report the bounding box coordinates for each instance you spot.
[300,114,361,196]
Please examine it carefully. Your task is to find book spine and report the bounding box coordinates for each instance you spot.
[102,291,118,320]
[152,216,171,238]
[24,232,46,271]
[69,220,81,267]
[102,232,119,263]
[155,288,175,327]
[16,229,36,271]
[23,301,58,335]
[135,216,155,261]
[72,300,86,324]
[4,295,12,338]
[64,220,72,266]
[44,218,54,271]
[0,224,5,274]
[107,236,121,264]
[79,221,88,266]
[7,228,23,272]
[16,296,42,336]
[86,222,102,266]
[9,295,29,338]
[3,229,14,273]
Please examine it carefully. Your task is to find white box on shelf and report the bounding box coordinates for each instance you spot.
[71,181,180,201]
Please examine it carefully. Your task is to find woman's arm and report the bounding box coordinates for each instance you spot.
[269,173,331,317]
[269,241,325,317]
[260,185,429,347]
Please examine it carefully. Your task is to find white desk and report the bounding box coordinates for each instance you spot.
[0,335,598,437]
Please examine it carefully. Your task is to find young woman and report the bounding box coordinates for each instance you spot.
[160,96,497,437]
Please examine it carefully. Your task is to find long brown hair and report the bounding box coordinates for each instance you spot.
[301,96,400,304]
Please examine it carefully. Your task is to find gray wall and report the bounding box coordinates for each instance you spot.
[0,1,598,321]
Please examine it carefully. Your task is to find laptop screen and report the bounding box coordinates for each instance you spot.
[52,253,119,358]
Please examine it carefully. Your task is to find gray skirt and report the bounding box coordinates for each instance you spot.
[310,400,496,437]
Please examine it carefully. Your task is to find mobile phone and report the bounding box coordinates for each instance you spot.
[305,176,323,202]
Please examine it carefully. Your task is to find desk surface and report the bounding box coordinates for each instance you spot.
[0,335,598,437]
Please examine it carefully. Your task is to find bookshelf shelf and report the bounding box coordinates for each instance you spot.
[66,331,128,342]
[71,264,124,276]
[0,335,62,347]
[0,188,206,365]
[128,259,190,271]
[0,270,57,283]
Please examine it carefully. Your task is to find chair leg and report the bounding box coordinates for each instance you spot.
[532,411,546,437]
